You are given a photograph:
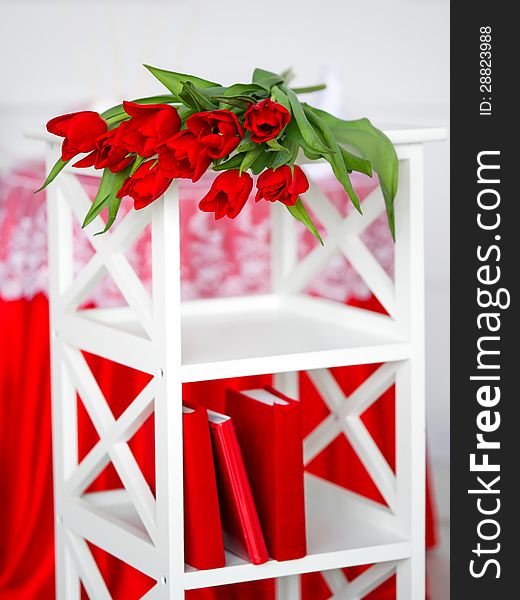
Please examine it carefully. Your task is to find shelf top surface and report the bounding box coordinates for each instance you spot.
[79,473,409,589]
[72,295,410,381]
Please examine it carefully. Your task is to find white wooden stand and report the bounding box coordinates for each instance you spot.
[46,126,445,599]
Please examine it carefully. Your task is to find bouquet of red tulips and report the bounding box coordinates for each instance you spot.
[39,66,398,243]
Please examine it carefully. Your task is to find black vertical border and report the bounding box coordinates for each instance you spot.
[451,6,517,598]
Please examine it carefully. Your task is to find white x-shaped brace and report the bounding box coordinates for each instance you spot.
[321,561,399,600]
[58,173,155,339]
[303,363,397,513]
[64,529,163,600]
[280,178,396,319]
[62,343,158,546]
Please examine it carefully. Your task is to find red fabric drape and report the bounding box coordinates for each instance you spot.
[0,295,436,599]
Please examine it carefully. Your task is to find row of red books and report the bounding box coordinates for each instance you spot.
[183,387,307,569]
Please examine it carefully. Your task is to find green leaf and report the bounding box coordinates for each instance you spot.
[270,86,291,111]
[177,105,195,121]
[35,157,69,193]
[280,67,295,85]
[239,146,264,174]
[235,133,257,154]
[211,95,251,110]
[340,147,372,177]
[95,167,130,234]
[82,168,114,228]
[287,198,323,244]
[101,95,178,120]
[271,137,298,170]
[285,120,321,160]
[266,138,289,152]
[303,105,362,214]
[252,68,284,91]
[224,83,268,97]
[81,167,129,234]
[130,155,145,175]
[179,82,218,111]
[250,149,275,175]
[290,83,327,94]
[309,107,398,239]
[144,64,220,97]
[284,87,333,155]
[106,113,130,129]
[212,153,246,171]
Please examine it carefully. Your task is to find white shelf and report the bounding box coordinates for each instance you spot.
[65,474,410,590]
[61,294,410,381]
[47,132,431,598]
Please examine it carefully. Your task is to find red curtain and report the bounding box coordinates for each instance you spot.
[0,295,436,599]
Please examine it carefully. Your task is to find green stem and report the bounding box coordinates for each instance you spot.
[290,83,327,94]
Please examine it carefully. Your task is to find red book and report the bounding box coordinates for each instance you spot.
[207,409,269,565]
[225,387,307,561]
[183,405,225,570]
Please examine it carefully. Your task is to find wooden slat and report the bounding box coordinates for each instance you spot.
[337,561,397,599]
[343,416,397,513]
[340,236,396,318]
[322,569,349,595]
[60,312,156,374]
[304,415,341,466]
[342,362,395,416]
[63,497,159,580]
[65,530,112,600]
[65,380,154,496]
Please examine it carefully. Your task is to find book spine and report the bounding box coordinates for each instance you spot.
[212,421,268,565]
[273,402,307,560]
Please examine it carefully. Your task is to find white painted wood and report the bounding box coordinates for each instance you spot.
[47,149,81,600]
[60,346,158,544]
[304,366,397,513]
[340,235,396,317]
[336,561,397,599]
[65,530,112,600]
[394,145,426,599]
[276,575,301,600]
[184,474,410,589]
[77,296,408,382]
[65,380,155,496]
[45,131,431,598]
[62,496,159,580]
[322,569,349,595]
[271,200,297,291]
[280,177,397,318]
[151,183,185,600]
[60,311,156,374]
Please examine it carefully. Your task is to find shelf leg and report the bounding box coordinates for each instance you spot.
[152,183,185,599]
[276,575,302,600]
[394,144,426,599]
[47,147,81,600]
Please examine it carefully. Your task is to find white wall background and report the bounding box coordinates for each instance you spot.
[0,0,450,475]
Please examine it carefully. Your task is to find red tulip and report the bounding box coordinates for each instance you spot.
[199,169,253,219]
[158,130,211,182]
[255,165,309,206]
[46,111,107,161]
[244,99,291,143]
[73,128,134,173]
[187,110,243,159]
[117,161,172,210]
[118,101,181,158]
